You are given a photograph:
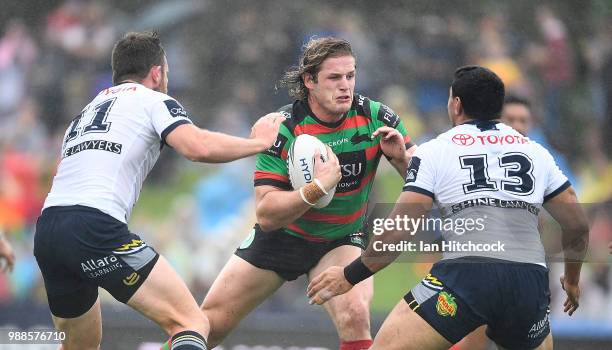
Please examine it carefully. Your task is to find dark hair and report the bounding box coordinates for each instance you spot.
[504,94,531,109]
[279,37,354,100]
[112,31,165,85]
[451,65,505,120]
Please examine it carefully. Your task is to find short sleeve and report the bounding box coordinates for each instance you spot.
[150,98,193,142]
[541,146,571,202]
[402,142,437,199]
[370,100,414,150]
[254,125,292,190]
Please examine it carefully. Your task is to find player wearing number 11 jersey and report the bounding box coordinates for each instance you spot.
[34,31,282,350]
[307,66,589,350]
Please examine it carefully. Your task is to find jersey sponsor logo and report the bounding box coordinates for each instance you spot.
[327,137,349,148]
[377,104,399,128]
[449,198,540,216]
[337,151,366,193]
[163,99,189,118]
[452,133,530,146]
[264,134,288,158]
[63,139,122,158]
[452,134,475,146]
[528,309,550,339]
[405,157,421,183]
[436,291,457,317]
[101,85,137,95]
[351,131,371,145]
[122,272,140,286]
[81,255,123,278]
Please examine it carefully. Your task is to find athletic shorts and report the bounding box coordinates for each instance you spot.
[235,224,368,281]
[34,205,159,318]
[404,257,550,349]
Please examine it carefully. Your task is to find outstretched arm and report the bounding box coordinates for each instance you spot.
[307,191,433,304]
[166,113,283,163]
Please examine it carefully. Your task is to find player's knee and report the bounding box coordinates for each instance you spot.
[54,319,102,349]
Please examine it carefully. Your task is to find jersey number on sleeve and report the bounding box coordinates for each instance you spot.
[64,98,116,146]
[460,152,535,195]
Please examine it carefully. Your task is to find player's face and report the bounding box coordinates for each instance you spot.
[305,55,356,120]
[502,103,532,136]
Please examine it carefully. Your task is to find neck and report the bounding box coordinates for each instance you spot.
[116,79,140,86]
[452,114,471,126]
[307,95,345,123]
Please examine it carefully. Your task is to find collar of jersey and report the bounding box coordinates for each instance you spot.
[460,119,501,131]
[299,99,348,129]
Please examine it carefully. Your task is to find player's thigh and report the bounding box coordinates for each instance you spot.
[308,245,373,338]
[454,325,491,350]
[127,255,208,335]
[496,332,553,350]
[201,255,284,336]
[52,297,102,350]
[372,300,451,350]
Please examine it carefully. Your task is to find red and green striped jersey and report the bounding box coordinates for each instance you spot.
[254,94,413,241]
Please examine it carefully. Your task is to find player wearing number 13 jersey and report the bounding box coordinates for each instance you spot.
[33,31,282,350]
[307,66,589,350]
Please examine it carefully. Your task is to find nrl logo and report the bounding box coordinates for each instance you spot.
[436,291,457,317]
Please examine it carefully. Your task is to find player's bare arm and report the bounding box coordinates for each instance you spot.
[543,186,589,316]
[372,126,416,177]
[166,113,283,163]
[256,146,341,231]
[307,191,432,305]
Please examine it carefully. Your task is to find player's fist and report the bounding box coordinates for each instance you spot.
[250,113,284,151]
[314,146,341,192]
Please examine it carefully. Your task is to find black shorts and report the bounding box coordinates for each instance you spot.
[34,205,159,318]
[404,257,550,349]
[235,224,368,281]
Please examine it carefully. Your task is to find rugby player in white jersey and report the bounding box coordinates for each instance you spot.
[307,66,589,350]
[33,31,282,350]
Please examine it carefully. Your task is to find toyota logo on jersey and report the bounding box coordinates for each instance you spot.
[452,134,475,146]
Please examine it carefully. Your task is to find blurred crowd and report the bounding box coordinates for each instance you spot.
[0,0,610,325]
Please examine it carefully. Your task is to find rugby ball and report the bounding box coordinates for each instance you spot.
[287,134,336,208]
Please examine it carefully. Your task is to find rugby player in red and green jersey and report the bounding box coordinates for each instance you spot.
[194,37,416,350]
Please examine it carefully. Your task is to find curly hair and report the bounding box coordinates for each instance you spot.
[279,37,354,101]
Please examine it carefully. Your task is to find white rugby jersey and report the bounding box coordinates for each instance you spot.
[403,120,570,265]
[44,83,192,223]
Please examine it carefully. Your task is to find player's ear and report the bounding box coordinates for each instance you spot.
[151,65,162,85]
[453,96,463,116]
[303,73,315,89]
